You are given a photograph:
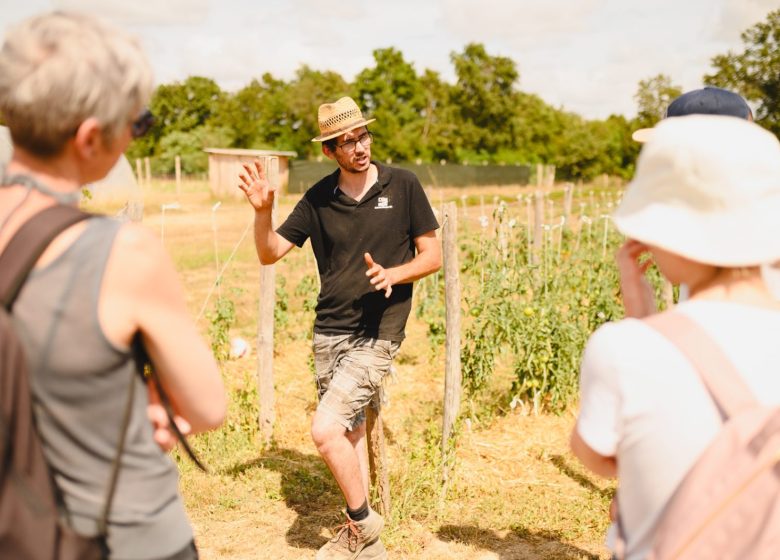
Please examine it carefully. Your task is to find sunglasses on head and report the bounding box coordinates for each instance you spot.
[131,108,154,139]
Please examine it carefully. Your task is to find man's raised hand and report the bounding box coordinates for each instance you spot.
[238,159,276,211]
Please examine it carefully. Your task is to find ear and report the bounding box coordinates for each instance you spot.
[322,144,335,161]
[72,117,103,161]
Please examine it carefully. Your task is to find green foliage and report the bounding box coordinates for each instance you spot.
[451,43,520,155]
[294,273,318,314]
[415,273,446,347]
[155,124,235,175]
[208,295,236,362]
[275,276,289,330]
[353,48,427,162]
[705,9,780,136]
[633,74,682,130]
[457,200,659,414]
[126,42,675,181]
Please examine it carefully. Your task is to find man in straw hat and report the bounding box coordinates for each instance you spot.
[238,96,441,559]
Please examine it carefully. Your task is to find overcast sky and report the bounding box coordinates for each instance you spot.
[0,0,776,120]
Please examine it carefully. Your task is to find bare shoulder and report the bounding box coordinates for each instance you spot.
[109,223,175,289]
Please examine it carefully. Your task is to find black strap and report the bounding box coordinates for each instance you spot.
[132,337,208,473]
[97,371,136,536]
[0,205,89,308]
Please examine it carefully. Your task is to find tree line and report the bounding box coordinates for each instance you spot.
[127,9,779,182]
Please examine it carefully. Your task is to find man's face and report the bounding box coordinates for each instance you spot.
[324,126,372,173]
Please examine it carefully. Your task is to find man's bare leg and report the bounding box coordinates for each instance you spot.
[311,410,366,509]
[346,420,369,499]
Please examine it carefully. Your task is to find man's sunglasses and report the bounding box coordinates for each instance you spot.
[131,108,155,139]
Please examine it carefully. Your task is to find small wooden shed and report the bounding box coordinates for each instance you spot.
[204,148,297,200]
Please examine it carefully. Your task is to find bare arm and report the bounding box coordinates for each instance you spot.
[570,428,617,478]
[102,225,226,434]
[238,159,294,265]
[365,230,442,298]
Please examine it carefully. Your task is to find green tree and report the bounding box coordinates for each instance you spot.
[705,9,780,135]
[352,48,426,162]
[418,69,459,162]
[286,66,349,158]
[127,76,225,162]
[450,43,520,159]
[633,74,682,130]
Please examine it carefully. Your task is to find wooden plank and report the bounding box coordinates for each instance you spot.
[366,407,390,515]
[257,156,276,443]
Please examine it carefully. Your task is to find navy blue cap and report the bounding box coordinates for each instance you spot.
[665,86,751,119]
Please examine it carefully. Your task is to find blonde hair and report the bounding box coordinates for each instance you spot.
[0,11,153,156]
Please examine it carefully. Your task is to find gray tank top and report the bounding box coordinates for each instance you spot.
[12,217,193,559]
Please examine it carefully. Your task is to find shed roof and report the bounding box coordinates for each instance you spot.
[204,148,298,157]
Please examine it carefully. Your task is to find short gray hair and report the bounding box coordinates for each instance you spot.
[0,11,153,156]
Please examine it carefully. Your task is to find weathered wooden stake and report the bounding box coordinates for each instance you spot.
[532,191,544,266]
[257,156,276,443]
[175,155,182,201]
[135,158,143,185]
[563,182,574,228]
[441,202,462,484]
[366,408,390,515]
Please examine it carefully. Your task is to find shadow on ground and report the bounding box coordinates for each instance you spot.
[438,525,601,560]
[224,447,342,550]
[550,454,613,500]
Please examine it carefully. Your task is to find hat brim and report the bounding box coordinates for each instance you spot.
[631,127,654,143]
[311,118,376,142]
[613,200,780,267]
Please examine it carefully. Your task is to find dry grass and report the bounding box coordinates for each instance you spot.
[101,178,615,560]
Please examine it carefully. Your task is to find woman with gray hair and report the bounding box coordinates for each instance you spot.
[0,11,225,559]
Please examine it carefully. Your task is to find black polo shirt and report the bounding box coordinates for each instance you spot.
[277,162,439,341]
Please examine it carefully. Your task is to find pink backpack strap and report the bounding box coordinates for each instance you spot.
[643,311,758,420]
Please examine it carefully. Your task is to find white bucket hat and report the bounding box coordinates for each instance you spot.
[613,115,780,267]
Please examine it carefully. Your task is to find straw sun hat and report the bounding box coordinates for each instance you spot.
[311,96,376,142]
[613,115,780,267]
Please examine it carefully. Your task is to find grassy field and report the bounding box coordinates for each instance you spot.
[96,178,617,560]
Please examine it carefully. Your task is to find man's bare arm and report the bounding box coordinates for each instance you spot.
[364,230,442,298]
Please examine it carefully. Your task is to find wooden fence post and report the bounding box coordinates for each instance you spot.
[441,202,462,484]
[257,156,276,443]
[366,408,390,515]
[175,155,182,201]
[563,182,574,228]
[532,191,544,266]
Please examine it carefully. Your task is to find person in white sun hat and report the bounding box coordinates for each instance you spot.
[624,86,756,312]
[238,96,441,560]
[570,115,780,559]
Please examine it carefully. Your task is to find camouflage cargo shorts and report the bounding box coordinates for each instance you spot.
[312,333,401,431]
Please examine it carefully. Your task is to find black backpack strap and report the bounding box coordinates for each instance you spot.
[132,337,208,473]
[0,205,89,309]
[96,370,136,537]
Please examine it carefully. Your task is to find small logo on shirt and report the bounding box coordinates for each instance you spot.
[374,197,393,210]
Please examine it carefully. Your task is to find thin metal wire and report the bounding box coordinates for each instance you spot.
[195,216,253,321]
